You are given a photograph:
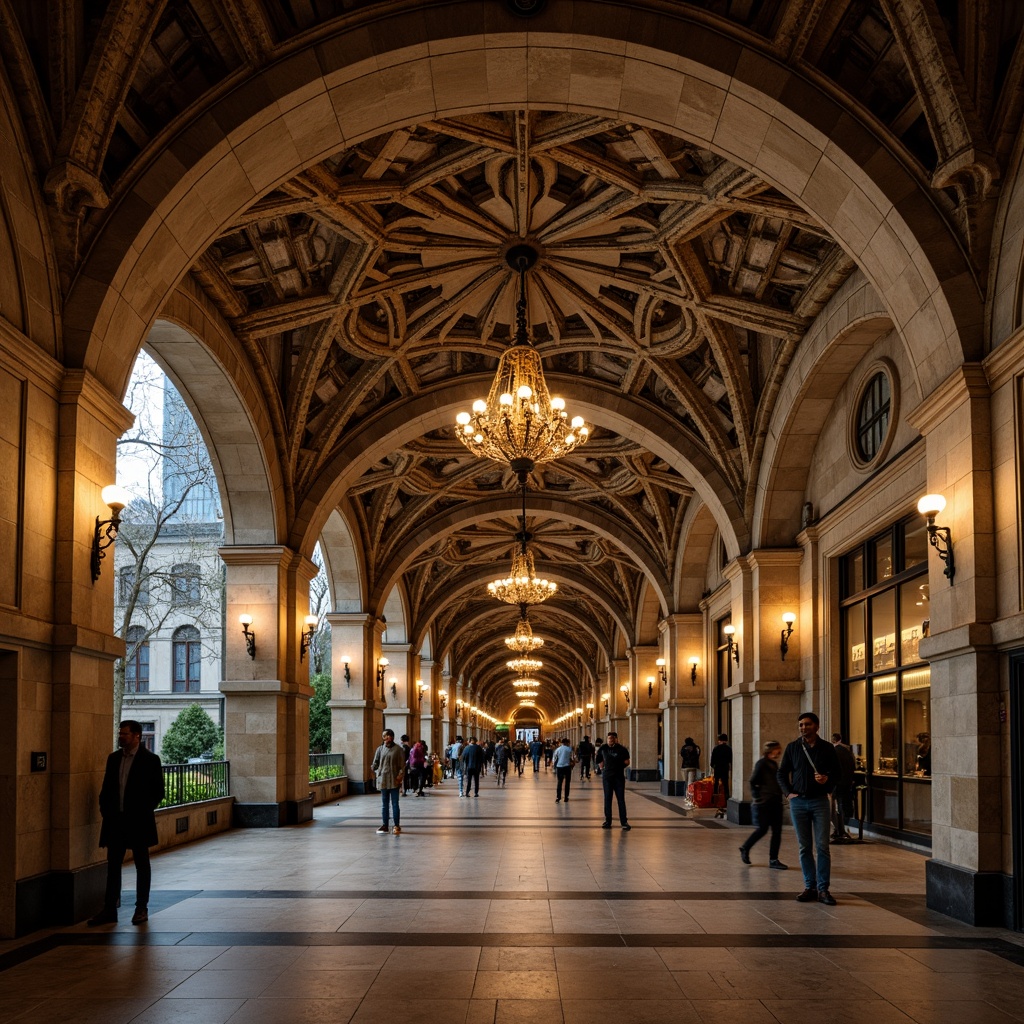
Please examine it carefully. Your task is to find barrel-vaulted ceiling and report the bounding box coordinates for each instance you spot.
[193,107,853,712]
[6,0,1020,716]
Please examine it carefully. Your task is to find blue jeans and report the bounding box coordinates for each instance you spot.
[455,766,464,794]
[381,787,400,827]
[788,795,830,890]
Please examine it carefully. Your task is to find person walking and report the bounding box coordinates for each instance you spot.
[449,735,465,796]
[400,734,412,795]
[529,737,543,772]
[679,736,701,795]
[493,738,510,787]
[408,739,428,796]
[371,729,406,834]
[596,732,631,830]
[739,740,788,869]
[88,720,165,926]
[709,733,732,818]
[553,737,574,801]
[460,737,484,797]
[778,712,839,905]
[576,735,595,781]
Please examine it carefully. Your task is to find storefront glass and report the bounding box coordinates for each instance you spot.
[840,517,931,839]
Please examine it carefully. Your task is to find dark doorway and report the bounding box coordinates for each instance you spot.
[1010,651,1024,931]
[0,650,16,937]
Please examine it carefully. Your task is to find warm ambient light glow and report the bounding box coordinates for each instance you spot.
[239,614,252,626]
[487,547,558,606]
[917,493,947,517]
[505,616,544,652]
[782,612,796,626]
[101,484,130,510]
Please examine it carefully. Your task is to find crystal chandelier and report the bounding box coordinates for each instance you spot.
[514,688,539,698]
[455,244,590,476]
[505,614,544,653]
[488,543,557,606]
[507,656,542,674]
[512,678,541,691]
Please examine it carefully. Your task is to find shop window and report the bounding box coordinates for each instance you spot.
[840,515,930,838]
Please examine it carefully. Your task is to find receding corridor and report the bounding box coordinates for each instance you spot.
[3,774,1024,1024]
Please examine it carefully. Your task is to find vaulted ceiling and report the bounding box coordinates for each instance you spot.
[5,0,1020,717]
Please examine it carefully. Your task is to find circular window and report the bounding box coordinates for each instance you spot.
[849,361,898,470]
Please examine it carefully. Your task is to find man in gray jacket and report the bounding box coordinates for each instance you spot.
[371,729,406,835]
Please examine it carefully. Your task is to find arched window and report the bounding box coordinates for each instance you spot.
[172,625,201,693]
[171,563,201,605]
[125,625,149,694]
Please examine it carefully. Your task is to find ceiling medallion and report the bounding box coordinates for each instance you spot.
[507,656,543,674]
[505,614,544,653]
[456,244,590,477]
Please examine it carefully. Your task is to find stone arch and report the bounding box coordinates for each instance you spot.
[753,273,897,547]
[65,4,978,438]
[318,508,364,612]
[307,379,746,570]
[989,124,1024,347]
[153,287,284,545]
[674,501,720,610]
[0,69,59,354]
[635,580,663,646]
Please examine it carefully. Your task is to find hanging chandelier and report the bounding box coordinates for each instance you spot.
[505,614,544,652]
[512,678,541,690]
[514,688,539,698]
[507,656,542,674]
[455,244,590,476]
[488,543,557,606]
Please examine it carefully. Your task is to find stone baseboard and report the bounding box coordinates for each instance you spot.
[925,859,1013,927]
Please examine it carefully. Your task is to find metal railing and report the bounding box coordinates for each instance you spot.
[159,760,230,808]
[309,753,346,782]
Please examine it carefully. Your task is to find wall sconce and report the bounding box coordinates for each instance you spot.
[918,493,955,581]
[576,706,583,724]
[417,679,426,705]
[646,675,655,697]
[239,614,256,659]
[586,702,594,721]
[376,656,389,688]
[299,615,317,662]
[620,682,630,703]
[439,689,448,710]
[656,658,668,686]
[602,693,610,714]
[723,624,739,664]
[342,655,351,686]
[780,612,796,661]
[688,656,699,684]
[390,678,398,699]
[91,484,129,582]
[456,698,464,715]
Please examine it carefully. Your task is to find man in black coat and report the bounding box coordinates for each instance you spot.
[89,720,164,926]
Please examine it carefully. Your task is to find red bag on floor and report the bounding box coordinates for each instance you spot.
[688,778,714,808]
[713,784,727,809]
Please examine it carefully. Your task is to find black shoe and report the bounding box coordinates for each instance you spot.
[88,910,117,926]
[621,824,631,831]
[796,888,819,902]
[739,847,751,865]
[555,797,560,802]
[769,860,789,870]
[818,889,837,906]
[601,821,612,829]
[131,908,148,925]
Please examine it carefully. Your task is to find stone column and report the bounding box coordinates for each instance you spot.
[627,645,661,781]
[381,642,411,744]
[326,612,384,794]
[609,658,629,739]
[660,613,704,795]
[220,545,318,826]
[39,372,135,930]
[911,366,1001,925]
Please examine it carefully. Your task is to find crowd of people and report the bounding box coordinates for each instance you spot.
[367,730,633,833]
[88,713,871,927]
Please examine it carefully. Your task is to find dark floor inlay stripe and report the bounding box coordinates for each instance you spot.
[640,793,726,828]
[177,888,889,902]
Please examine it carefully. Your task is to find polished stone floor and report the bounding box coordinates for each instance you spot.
[3,768,1024,1023]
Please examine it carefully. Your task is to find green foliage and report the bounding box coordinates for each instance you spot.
[309,672,332,753]
[309,764,346,782]
[160,704,222,764]
[158,776,227,808]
